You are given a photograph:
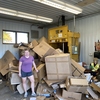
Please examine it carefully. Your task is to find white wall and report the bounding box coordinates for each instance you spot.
[0,18,45,59]
[44,14,100,64]
[67,14,100,64]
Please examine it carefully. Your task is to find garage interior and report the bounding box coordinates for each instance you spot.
[0,0,100,100]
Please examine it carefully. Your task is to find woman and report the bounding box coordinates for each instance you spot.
[19,49,38,97]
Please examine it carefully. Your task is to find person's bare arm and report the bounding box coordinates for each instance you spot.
[19,61,22,77]
[32,61,38,72]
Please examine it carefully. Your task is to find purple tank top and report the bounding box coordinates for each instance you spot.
[20,56,34,72]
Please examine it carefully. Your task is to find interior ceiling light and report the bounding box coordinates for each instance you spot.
[33,0,82,14]
[0,7,53,23]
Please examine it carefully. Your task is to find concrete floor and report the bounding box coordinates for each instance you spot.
[0,81,97,100]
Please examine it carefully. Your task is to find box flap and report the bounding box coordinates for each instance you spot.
[62,89,82,100]
[37,64,46,82]
[0,50,16,75]
[70,78,88,86]
[87,86,98,100]
[71,59,85,72]
[90,82,100,93]
[38,37,48,43]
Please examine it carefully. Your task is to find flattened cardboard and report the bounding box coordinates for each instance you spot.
[0,65,9,76]
[87,86,98,100]
[43,78,63,86]
[62,89,82,100]
[17,80,30,94]
[36,83,53,96]
[1,50,16,67]
[0,50,16,75]
[10,73,22,85]
[36,96,45,100]
[90,82,100,93]
[33,41,55,58]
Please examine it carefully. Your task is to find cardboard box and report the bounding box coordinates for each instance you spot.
[71,59,85,72]
[45,54,72,80]
[29,40,38,48]
[37,64,46,82]
[51,48,64,55]
[62,89,82,100]
[36,96,46,100]
[66,77,88,93]
[70,78,88,86]
[1,65,9,76]
[71,59,85,77]
[1,50,16,67]
[18,46,28,50]
[38,37,48,43]
[0,50,16,75]
[36,83,53,97]
[43,78,64,86]
[33,41,55,58]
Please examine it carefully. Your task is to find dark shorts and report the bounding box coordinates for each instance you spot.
[21,70,33,78]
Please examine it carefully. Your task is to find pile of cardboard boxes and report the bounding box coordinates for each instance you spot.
[0,37,100,100]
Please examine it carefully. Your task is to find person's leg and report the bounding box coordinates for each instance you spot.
[22,77,28,97]
[28,75,36,96]
[22,77,27,92]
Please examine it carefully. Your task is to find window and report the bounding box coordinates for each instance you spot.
[17,32,28,43]
[2,30,29,44]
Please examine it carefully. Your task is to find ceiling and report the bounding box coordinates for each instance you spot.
[0,0,100,27]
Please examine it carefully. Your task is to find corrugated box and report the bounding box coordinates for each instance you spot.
[62,89,82,100]
[66,77,88,93]
[38,37,48,43]
[43,78,64,86]
[0,50,16,76]
[1,65,9,76]
[29,40,38,48]
[70,78,88,86]
[33,41,55,58]
[71,59,85,72]
[45,54,72,80]
[71,59,85,77]
[33,63,46,82]
[37,64,46,82]
[18,46,28,50]
[36,83,53,97]
[51,48,64,55]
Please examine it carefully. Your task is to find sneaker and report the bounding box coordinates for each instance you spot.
[24,92,28,98]
[31,92,36,97]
